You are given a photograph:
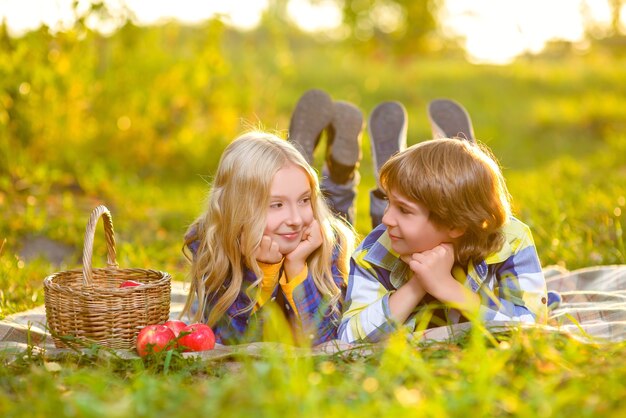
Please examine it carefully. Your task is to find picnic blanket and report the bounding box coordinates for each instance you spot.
[2,265,625,360]
[0,281,355,360]
[418,265,626,343]
[544,264,626,342]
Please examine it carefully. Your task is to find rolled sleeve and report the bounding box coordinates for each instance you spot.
[252,261,283,310]
[339,253,397,343]
[481,222,548,324]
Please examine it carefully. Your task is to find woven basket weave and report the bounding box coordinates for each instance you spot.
[43,205,171,349]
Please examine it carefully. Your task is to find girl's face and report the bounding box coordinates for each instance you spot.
[264,164,314,255]
[382,188,461,256]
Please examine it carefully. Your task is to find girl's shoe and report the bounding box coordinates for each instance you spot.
[368,101,407,183]
[326,101,363,184]
[427,98,475,143]
[289,89,334,164]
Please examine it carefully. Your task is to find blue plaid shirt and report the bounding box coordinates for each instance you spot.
[338,217,548,343]
[187,235,345,346]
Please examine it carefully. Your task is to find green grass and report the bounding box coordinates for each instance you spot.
[2,329,626,417]
[1,17,626,417]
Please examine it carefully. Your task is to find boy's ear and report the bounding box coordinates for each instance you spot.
[449,227,466,239]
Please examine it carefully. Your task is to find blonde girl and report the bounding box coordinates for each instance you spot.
[182,132,355,345]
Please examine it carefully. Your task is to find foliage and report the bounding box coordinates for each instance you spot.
[2,327,626,417]
[1,9,625,313]
[339,0,441,57]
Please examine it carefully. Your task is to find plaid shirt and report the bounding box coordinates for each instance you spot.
[338,217,548,343]
[187,234,345,346]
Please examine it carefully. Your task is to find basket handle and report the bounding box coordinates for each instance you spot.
[82,205,119,285]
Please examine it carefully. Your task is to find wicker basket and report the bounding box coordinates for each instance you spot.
[43,205,171,349]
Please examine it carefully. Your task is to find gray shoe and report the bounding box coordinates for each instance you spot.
[288,89,334,165]
[368,101,407,183]
[427,99,475,143]
[326,101,363,184]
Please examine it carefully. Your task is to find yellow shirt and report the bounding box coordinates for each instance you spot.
[253,261,309,317]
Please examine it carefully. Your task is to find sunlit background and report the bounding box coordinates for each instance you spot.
[1,0,624,64]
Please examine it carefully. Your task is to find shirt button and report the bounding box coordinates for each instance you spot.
[541,297,547,304]
[285,304,290,310]
[271,297,276,301]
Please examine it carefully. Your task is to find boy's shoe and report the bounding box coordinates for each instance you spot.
[368,101,407,183]
[326,101,363,184]
[427,98,475,143]
[289,89,334,165]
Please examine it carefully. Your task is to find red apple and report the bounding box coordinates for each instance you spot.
[178,323,215,352]
[164,320,188,337]
[136,324,176,357]
[119,280,143,288]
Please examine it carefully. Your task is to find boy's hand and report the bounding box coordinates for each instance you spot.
[402,243,480,315]
[284,220,323,279]
[404,243,456,297]
[255,235,283,265]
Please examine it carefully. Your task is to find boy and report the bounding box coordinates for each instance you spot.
[338,138,548,343]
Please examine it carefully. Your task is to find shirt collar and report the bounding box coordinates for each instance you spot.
[363,229,399,269]
[363,229,411,288]
[456,238,514,290]
[485,238,513,264]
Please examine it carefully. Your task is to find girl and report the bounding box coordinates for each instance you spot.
[181,132,356,346]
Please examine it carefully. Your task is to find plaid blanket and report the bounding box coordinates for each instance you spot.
[543,264,626,342]
[0,281,355,360]
[2,265,625,360]
[417,265,626,343]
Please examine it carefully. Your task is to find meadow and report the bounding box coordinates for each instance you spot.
[1,16,626,417]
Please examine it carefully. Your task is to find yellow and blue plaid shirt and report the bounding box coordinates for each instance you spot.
[185,226,346,346]
[338,217,548,343]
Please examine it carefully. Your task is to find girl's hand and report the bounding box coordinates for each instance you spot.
[284,220,323,279]
[403,243,456,297]
[255,235,283,265]
[285,219,323,262]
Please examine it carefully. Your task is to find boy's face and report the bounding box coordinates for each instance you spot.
[382,188,460,256]
[264,164,314,255]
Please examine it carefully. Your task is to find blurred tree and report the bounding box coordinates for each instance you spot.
[582,0,625,37]
[258,0,295,72]
[582,0,626,56]
[0,19,12,178]
[609,0,624,35]
[338,0,442,57]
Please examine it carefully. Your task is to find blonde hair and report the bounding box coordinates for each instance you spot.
[380,138,511,266]
[182,132,355,326]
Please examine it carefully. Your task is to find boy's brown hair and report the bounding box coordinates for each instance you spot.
[379,138,511,266]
